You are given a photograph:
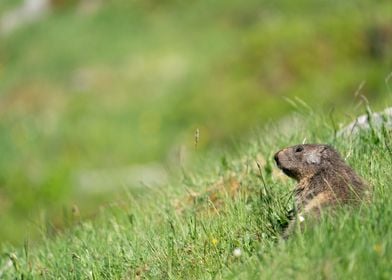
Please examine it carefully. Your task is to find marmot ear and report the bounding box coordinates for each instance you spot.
[305,151,321,165]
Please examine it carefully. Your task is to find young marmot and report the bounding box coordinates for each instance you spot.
[274,144,369,237]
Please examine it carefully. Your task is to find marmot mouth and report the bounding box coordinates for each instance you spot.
[281,167,296,178]
[275,157,297,179]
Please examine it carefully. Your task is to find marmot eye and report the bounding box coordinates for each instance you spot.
[295,146,304,153]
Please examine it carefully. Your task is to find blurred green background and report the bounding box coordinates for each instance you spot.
[0,0,391,245]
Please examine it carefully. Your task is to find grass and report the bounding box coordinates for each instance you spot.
[1,0,392,246]
[0,102,391,279]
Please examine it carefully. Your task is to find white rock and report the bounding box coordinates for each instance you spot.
[1,0,50,35]
[338,107,392,137]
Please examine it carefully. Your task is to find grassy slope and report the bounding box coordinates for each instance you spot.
[1,0,392,246]
[1,103,391,279]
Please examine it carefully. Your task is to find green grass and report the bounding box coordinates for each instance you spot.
[0,103,391,279]
[1,0,392,248]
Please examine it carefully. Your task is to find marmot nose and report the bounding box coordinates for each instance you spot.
[274,152,280,165]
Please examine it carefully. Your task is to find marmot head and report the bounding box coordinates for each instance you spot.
[274,144,343,181]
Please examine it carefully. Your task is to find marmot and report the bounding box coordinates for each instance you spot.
[273,144,369,238]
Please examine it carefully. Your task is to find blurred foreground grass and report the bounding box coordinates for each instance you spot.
[0,0,391,245]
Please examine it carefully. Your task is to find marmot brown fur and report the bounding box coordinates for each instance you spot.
[274,144,369,238]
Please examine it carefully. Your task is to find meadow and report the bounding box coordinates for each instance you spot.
[1,104,391,279]
[0,0,391,278]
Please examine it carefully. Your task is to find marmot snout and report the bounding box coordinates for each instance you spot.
[274,144,369,237]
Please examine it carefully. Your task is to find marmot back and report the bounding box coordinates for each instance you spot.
[274,144,369,237]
